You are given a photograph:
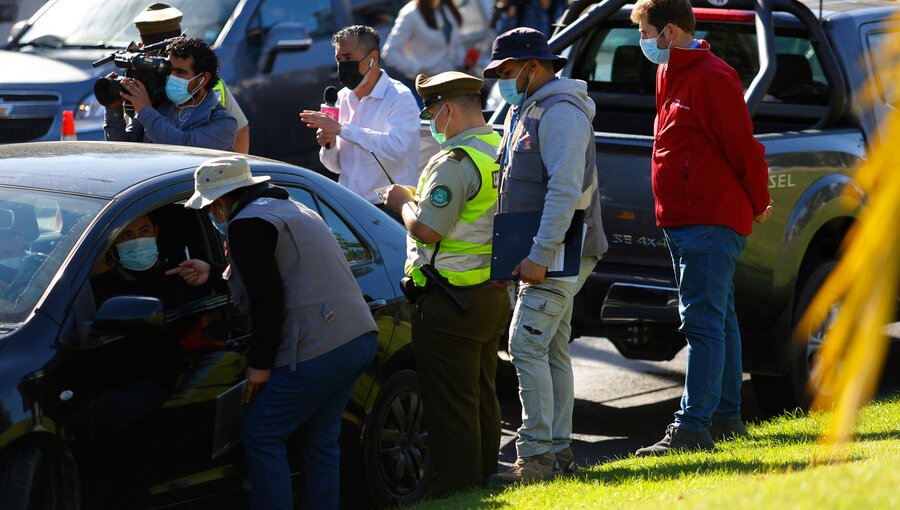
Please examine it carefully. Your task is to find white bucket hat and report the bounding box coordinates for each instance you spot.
[184,156,270,209]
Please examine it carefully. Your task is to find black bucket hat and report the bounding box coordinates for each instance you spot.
[483,28,567,78]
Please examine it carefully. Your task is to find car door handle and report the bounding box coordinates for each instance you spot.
[367,299,387,313]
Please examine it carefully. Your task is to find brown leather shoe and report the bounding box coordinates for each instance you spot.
[488,452,558,486]
[554,447,579,475]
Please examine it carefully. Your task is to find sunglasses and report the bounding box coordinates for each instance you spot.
[419,101,445,121]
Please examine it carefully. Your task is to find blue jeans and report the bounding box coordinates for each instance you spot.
[664,226,746,432]
[240,331,377,510]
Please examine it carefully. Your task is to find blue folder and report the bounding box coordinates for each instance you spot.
[490,210,585,280]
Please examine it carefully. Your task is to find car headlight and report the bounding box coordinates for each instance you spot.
[75,94,106,120]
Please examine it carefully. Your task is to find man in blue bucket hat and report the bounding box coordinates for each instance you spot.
[485,28,608,485]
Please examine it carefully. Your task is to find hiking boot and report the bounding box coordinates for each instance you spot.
[709,419,750,441]
[488,452,558,486]
[554,447,579,475]
[635,423,715,456]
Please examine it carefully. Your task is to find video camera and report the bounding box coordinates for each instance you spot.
[91,37,181,115]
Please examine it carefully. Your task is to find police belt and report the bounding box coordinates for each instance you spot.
[400,263,477,312]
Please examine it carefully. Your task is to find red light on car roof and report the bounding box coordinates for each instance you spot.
[693,7,755,22]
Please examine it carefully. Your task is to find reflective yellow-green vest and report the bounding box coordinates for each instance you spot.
[405,131,502,287]
[213,80,227,107]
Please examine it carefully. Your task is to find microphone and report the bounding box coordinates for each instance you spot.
[321,86,340,149]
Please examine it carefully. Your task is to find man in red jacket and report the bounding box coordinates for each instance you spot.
[630,0,773,455]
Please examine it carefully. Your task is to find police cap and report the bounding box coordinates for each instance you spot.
[134,3,183,39]
[416,71,483,119]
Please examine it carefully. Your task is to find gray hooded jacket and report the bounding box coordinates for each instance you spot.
[498,77,608,266]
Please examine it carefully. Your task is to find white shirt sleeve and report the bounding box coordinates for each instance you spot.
[338,89,419,162]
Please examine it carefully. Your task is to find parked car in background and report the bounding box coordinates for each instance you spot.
[481,0,899,413]
[0,142,431,508]
[0,0,495,171]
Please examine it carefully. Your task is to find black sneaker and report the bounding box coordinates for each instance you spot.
[635,423,715,456]
[709,419,750,441]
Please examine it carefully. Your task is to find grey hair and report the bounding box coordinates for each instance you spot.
[332,25,380,55]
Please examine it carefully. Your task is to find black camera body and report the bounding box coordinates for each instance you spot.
[92,39,177,115]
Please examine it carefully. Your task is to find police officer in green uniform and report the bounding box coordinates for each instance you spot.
[383,71,510,496]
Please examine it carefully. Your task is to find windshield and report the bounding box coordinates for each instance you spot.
[0,189,105,324]
[18,0,240,49]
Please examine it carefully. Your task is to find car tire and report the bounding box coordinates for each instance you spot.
[752,259,837,415]
[0,442,79,510]
[361,369,432,506]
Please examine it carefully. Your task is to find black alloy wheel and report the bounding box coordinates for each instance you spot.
[362,369,432,506]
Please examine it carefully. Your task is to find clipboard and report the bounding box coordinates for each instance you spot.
[211,380,247,459]
[490,210,585,280]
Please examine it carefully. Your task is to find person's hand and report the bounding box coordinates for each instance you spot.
[384,184,414,212]
[119,77,151,113]
[491,279,511,289]
[164,259,211,286]
[104,72,125,109]
[755,200,774,224]
[244,367,271,404]
[300,110,341,136]
[316,128,337,149]
[513,257,547,284]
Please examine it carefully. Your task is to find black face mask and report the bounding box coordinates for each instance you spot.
[337,55,372,90]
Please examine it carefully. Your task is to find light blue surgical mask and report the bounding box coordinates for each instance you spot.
[116,237,159,271]
[165,74,203,105]
[208,213,228,236]
[640,26,671,65]
[429,104,449,144]
[498,63,529,106]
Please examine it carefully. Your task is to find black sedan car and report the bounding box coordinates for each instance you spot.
[0,142,429,509]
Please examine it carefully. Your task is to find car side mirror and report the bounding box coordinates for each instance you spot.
[259,22,312,74]
[89,295,165,340]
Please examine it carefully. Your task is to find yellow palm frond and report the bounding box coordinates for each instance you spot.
[797,20,900,452]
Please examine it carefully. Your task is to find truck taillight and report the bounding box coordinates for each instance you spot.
[693,7,755,22]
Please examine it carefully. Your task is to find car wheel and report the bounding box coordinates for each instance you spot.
[362,369,432,506]
[753,259,837,414]
[0,442,79,510]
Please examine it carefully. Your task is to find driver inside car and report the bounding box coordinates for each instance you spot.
[91,213,223,308]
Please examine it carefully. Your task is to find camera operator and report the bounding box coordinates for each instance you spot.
[103,37,237,151]
[133,3,251,153]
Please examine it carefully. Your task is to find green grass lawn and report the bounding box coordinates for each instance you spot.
[410,394,900,510]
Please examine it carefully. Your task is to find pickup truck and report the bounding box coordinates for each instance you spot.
[485,0,899,413]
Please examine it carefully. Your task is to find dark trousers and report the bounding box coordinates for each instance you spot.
[411,283,511,496]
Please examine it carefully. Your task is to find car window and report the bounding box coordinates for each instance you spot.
[90,204,218,311]
[867,31,899,107]
[319,202,371,266]
[255,0,335,38]
[17,0,240,48]
[260,185,370,266]
[350,0,405,28]
[284,187,318,211]
[0,189,105,323]
[575,22,829,105]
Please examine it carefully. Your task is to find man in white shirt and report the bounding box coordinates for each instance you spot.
[301,25,420,219]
